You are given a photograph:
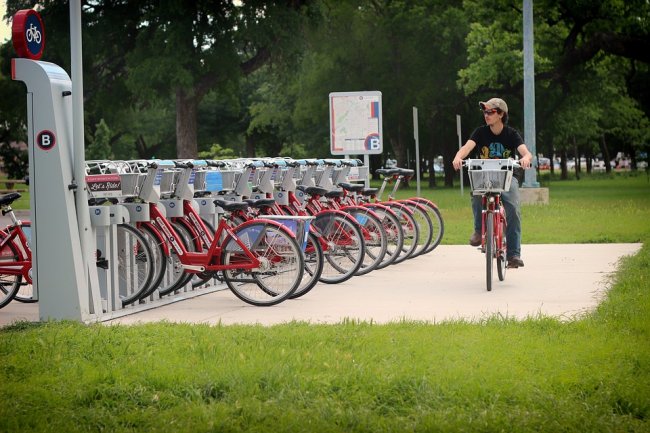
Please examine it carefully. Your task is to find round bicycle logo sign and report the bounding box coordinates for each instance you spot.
[12,9,46,60]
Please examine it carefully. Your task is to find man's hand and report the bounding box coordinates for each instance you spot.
[452,156,464,171]
[519,153,533,169]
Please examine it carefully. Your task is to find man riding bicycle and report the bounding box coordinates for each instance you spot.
[452,97,532,268]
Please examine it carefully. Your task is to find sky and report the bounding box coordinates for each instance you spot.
[0,0,10,43]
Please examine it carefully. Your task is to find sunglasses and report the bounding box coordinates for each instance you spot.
[483,109,499,116]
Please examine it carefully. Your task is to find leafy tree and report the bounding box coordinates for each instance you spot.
[86,119,113,160]
[458,0,649,180]
[197,143,238,160]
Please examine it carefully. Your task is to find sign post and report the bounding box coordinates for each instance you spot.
[413,107,420,197]
[456,114,464,196]
[329,91,382,187]
[12,8,103,321]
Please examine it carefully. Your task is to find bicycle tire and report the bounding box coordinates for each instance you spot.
[384,203,419,264]
[10,281,34,303]
[115,224,155,307]
[364,204,404,270]
[221,222,303,306]
[345,207,387,276]
[497,215,507,282]
[154,219,192,297]
[401,200,433,259]
[158,220,195,297]
[0,238,22,309]
[135,222,168,300]
[409,198,444,254]
[312,211,365,284]
[486,215,494,292]
[290,231,324,299]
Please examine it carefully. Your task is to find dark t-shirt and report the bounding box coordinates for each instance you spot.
[469,125,524,159]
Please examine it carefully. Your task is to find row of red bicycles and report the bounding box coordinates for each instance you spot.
[0,157,444,310]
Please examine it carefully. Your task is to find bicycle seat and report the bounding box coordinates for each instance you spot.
[0,192,22,207]
[213,199,249,212]
[245,198,276,209]
[376,168,400,176]
[360,188,378,196]
[194,190,212,198]
[325,190,344,198]
[303,186,329,197]
[397,168,414,177]
[338,182,364,192]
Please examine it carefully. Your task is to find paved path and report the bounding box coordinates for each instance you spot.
[1,243,641,327]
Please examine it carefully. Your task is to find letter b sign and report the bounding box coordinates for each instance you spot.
[37,130,56,151]
[364,133,381,152]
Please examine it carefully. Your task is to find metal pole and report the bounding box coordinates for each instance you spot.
[70,0,102,313]
[457,114,464,196]
[413,107,421,196]
[523,0,539,187]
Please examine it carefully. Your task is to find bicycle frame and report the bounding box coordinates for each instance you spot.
[481,193,506,255]
[147,202,262,273]
[0,223,32,284]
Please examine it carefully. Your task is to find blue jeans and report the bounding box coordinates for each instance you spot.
[472,178,522,258]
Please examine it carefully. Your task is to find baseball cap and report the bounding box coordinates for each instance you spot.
[479,98,508,114]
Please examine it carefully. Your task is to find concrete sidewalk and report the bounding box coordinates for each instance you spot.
[1,243,641,327]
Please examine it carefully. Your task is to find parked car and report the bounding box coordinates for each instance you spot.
[538,157,550,170]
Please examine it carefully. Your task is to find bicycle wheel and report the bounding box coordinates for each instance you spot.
[290,231,324,299]
[346,207,387,276]
[0,238,22,309]
[485,215,494,292]
[410,198,444,254]
[384,203,419,264]
[497,215,507,281]
[365,204,404,270]
[221,222,303,306]
[158,220,195,297]
[115,224,155,306]
[135,223,168,300]
[401,200,433,258]
[156,221,192,297]
[312,211,365,284]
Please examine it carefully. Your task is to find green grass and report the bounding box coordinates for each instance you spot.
[1,173,649,432]
[1,243,649,432]
[388,171,650,245]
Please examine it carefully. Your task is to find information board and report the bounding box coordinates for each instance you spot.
[329,91,382,155]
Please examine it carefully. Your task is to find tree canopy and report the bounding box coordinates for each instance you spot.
[1,0,648,183]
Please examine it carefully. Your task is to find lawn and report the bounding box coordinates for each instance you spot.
[0,172,649,432]
[390,171,650,245]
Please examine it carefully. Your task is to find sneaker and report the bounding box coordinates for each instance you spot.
[507,256,524,268]
[469,231,481,247]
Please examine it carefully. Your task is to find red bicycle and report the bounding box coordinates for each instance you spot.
[0,193,33,309]
[464,159,518,291]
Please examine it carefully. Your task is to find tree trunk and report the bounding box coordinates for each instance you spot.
[586,146,593,174]
[176,87,199,159]
[245,134,256,157]
[550,146,555,175]
[428,158,436,187]
[600,134,612,173]
[572,135,580,180]
[560,149,568,180]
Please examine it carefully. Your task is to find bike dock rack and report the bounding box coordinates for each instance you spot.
[83,160,229,322]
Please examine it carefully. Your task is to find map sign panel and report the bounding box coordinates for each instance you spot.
[329,91,382,155]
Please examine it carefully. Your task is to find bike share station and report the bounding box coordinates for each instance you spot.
[10,9,224,323]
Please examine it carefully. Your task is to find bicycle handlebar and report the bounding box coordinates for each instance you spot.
[462,158,521,169]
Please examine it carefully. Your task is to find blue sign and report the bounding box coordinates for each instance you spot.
[12,9,46,60]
